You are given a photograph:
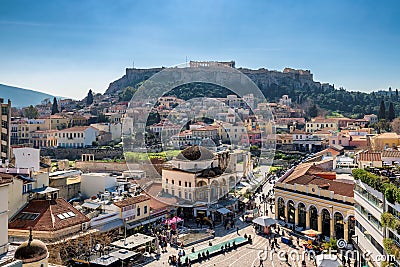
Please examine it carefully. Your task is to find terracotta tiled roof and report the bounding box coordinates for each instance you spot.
[59,126,98,132]
[193,126,219,131]
[358,151,382,162]
[372,132,400,139]
[9,198,89,231]
[283,163,335,184]
[113,195,151,208]
[382,150,400,158]
[285,175,354,197]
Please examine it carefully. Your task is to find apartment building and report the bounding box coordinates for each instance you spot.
[0,99,11,160]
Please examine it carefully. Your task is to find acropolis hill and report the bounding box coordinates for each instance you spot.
[105,61,324,96]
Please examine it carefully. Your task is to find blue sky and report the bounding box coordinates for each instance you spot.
[0,0,399,99]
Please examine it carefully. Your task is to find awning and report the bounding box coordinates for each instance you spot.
[163,216,183,225]
[82,202,101,210]
[127,216,161,229]
[217,207,232,215]
[252,216,276,227]
[31,186,59,194]
[301,229,321,236]
[109,249,139,260]
[94,219,124,232]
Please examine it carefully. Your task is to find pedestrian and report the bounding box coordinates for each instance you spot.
[236,226,240,235]
[206,250,210,260]
[347,257,351,267]
[259,258,264,267]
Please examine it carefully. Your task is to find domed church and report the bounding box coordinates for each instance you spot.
[161,145,237,217]
[14,229,48,267]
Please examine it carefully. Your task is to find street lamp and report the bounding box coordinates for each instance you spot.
[352,235,359,267]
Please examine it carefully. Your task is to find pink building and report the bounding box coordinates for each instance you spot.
[241,130,262,146]
[329,132,350,147]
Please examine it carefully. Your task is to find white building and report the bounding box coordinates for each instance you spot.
[149,119,181,136]
[364,114,378,124]
[0,177,12,255]
[80,173,117,198]
[278,95,291,107]
[57,126,99,148]
[91,122,122,141]
[13,147,40,172]
[354,178,385,267]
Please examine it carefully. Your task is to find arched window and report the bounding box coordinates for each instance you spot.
[137,207,141,216]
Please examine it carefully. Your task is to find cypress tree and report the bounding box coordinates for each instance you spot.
[388,102,395,121]
[378,100,386,120]
[51,97,59,115]
[86,89,94,105]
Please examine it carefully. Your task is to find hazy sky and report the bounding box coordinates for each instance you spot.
[0,0,399,99]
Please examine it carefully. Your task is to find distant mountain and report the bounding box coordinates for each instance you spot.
[0,84,55,107]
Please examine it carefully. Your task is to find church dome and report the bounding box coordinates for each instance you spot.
[176,146,215,161]
[14,238,48,264]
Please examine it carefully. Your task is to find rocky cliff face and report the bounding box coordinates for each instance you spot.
[105,66,330,100]
[106,67,164,95]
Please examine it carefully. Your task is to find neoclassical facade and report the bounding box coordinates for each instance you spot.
[275,163,355,241]
[161,146,237,206]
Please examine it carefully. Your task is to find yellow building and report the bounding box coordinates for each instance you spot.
[275,163,355,241]
[276,134,293,146]
[49,115,70,130]
[113,194,151,223]
[369,132,400,151]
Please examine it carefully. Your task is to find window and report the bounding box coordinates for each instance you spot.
[179,181,181,186]
[137,207,141,216]
[172,180,174,185]
[185,182,187,187]
[189,182,192,187]
[144,206,148,214]
[166,179,168,184]
[332,140,335,144]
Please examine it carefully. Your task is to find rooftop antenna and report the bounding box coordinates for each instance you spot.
[132,60,135,69]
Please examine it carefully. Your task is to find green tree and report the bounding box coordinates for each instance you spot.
[388,102,395,121]
[51,97,59,115]
[23,105,39,119]
[86,89,94,105]
[97,113,109,123]
[308,104,318,118]
[118,86,136,101]
[378,100,386,120]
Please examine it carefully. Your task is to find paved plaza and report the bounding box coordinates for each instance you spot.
[140,177,315,267]
[142,222,314,267]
